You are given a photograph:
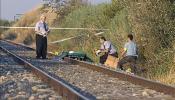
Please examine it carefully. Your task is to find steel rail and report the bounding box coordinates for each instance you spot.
[64,57,175,97]
[2,39,175,97]
[0,41,95,100]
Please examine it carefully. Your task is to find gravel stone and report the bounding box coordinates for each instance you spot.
[0,49,62,100]
[1,40,175,100]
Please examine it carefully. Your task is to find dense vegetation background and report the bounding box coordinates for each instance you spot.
[1,0,175,84]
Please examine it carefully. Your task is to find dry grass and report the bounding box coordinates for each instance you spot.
[154,67,175,85]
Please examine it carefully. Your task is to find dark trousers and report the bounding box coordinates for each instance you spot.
[118,56,137,73]
[36,34,47,59]
[100,53,118,64]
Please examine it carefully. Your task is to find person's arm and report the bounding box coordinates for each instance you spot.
[100,49,108,53]
[35,23,41,34]
[100,41,110,53]
[121,48,127,57]
[95,44,105,56]
[44,24,50,36]
[46,24,50,33]
[121,43,127,57]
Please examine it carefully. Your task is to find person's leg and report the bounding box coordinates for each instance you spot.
[100,53,108,64]
[128,56,137,73]
[117,56,129,70]
[36,35,42,58]
[110,52,118,58]
[41,37,47,59]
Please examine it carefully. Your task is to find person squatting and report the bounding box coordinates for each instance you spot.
[96,34,138,74]
[95,36,118,64]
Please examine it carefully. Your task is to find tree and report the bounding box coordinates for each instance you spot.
[45,0,86,15]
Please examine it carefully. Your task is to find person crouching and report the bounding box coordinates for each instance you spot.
[96,36,118,64]
[117,34,138,73]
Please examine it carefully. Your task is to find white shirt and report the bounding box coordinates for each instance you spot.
[124,41,138,57]
[35,21,49,37]
[100,41,117,54]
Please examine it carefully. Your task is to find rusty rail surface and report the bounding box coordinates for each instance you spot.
[64,58,175,97]
[0,40,94,100]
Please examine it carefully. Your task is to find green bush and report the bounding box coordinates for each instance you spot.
[49,1,175,79]
[49,4,127,61]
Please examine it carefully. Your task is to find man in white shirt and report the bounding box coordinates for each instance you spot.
[35,15,50,59]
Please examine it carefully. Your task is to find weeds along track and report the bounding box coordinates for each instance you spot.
[0,40,175,100]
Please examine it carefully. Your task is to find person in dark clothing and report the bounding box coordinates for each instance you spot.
[35,15,50,59]
[96,36,118,64]
[117,34,138,73]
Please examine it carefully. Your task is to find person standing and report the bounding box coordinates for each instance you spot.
[96,36,118,64]
[35,15,50,59]
[117,34,138,73]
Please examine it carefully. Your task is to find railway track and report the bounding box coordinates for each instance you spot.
[0,49,62,99]
[0,39,175,100]
[0,40,93,100]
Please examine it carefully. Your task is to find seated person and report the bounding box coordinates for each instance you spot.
[117,34,138,73]
[96,36,118,64]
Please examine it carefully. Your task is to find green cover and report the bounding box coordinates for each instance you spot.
[56,51,93,62]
